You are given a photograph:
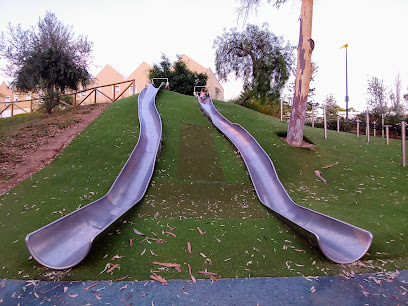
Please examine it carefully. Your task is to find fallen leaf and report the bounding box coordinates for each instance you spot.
[119,284,128,291]
[198,270,218,276]
[152,262,181,268]
[210,275,220,282]
[111,254,123,260]
[34,292,40,298]
[68,294,78,298]
[187,242,192,254]
[322,163,337,169]
[197,227,205,235]
[84,283,98,291]
[310,286,316,293]
[150,274,168,285]
[314,170,327,184]
[141,248,146,255]
[106,264,120,273]
[150,250,158,256]
[96,294,102,300]
[129,238,133,247]
[166,231,176,237]
[63,287,68,293]
[133,228,145,236]
[188,264,197,283]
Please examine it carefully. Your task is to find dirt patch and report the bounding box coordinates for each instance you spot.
[0,103,109,195]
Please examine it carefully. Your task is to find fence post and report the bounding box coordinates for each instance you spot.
[337,115,340,133]
[402,121,406,167]
[382,114,385,138]
[366,111,370,143]
[386,125,389,145]
[357,120,360,138]
[11,103,14,117]
[113,85,116,101]
[74,94,77,107]
[280,97,283,121]
[323,106,327,139]
[94,89,97,104]
[374,125,376,137]
[312,104,315,128]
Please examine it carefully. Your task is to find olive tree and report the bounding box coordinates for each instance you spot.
[0,11,93,114]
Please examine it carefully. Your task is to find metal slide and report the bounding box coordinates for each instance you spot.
[26,83,163,270]
[197,95,373,263]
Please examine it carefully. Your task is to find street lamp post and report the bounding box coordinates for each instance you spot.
[341,44,349,119]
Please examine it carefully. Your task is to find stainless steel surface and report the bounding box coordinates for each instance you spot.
[198,96,373,264]
[26,83,163,270]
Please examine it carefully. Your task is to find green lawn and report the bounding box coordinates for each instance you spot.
[0,90,406,282]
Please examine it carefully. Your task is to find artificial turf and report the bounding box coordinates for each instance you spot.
[0,90,406,282]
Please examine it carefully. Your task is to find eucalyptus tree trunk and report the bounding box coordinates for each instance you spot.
[286,0,314,146]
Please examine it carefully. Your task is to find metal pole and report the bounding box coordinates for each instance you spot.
[357,120,360,138]
[280,97,283,121]
[337,115,340,133]
[402,121,406,167]
[374,126,376,137]
[324,106,327,139]
[312,104,315,128]
[366,111,370,143]
[386,125,389,145]
[345,47,349,120]
[382,114,385,138]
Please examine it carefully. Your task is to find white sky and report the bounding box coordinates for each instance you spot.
[1,0,408,111]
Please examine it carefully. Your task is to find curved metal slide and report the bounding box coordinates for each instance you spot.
[26,83,163,270]
[197,95,373,263]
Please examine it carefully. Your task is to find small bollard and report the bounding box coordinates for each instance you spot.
[386,125,389,145]
[382,114,385,138]
[357,120,360,138]
[366,112,370,143]
[337,115,340,133]
[323,106,327,139]
[312,104,315,128]
[402,121,406,167]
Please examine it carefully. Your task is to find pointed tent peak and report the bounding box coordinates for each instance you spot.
[95,64,125,80]
[127,61,152,80]
[177,54,207,74]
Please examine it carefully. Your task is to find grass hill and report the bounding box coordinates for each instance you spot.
[0,90,406,281]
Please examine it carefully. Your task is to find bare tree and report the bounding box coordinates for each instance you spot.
[238,0,314,146]
[389,74,404,118]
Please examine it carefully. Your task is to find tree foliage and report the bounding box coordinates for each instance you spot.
[0,11,93,114]
[323,94,340,117]
[213,24,294,104]
[366,77,388,115]
[389,74,404,119]
[148,55,208,96]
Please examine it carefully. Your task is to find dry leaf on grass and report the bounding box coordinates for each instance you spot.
[133,228,145,235]
[198,270,218,276]
[166,231,176,237]
[314,170,327,184]
[188,264,197,283]
[197,227,205,235]
[187,242,192,254]
[150,274,168,285]
[322,163,337,169]
[106,264,120,273]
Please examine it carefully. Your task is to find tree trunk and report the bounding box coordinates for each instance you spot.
[286,0,314,146]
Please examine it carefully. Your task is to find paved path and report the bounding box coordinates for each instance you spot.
[1,270,407,305]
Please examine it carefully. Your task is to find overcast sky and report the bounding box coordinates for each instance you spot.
[1,0,407,111]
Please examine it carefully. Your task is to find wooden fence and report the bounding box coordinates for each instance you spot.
[0,79,136,117]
